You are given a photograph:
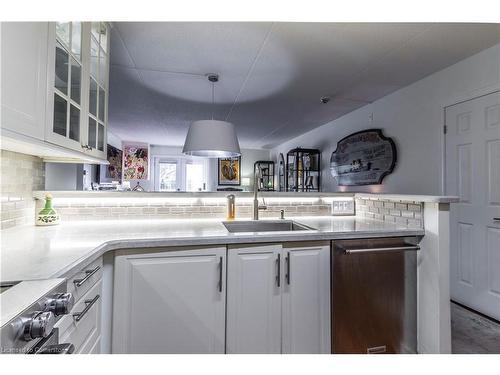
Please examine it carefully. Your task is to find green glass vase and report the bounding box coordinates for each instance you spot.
[36,194,60,226]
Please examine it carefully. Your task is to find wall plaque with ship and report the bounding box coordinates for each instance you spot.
[330,129,397,186]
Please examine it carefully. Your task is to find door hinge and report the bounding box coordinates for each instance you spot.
[443,125,447,134]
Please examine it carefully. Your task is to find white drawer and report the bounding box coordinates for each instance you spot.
[67,257,103,303]
[56,280,101,354]
[79,335,101,354]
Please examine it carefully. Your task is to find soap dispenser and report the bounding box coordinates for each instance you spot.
[226,194,236,220]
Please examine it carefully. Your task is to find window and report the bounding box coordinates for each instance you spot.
[185,163,204,192]
[154,156,208,192]
[158,162,177,191]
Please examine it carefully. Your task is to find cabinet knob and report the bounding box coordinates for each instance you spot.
[23,311,55,341]
[42,293,74,316]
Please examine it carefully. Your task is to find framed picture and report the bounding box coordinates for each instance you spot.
[106,144,123,180]
[218,156,241,186]
[123,144,149,180]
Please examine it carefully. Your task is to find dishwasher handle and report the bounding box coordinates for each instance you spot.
[339,245,420,254]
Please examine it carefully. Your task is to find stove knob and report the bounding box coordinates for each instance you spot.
[23,311,55,341]
[44,293,74,316]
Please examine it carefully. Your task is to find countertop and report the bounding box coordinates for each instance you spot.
[0,216,424,283]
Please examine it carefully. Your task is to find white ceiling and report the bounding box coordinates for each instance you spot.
[108,22,500,149]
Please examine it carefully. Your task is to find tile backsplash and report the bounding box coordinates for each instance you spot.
[1,150,45,229]
[355,197,424,228]
[41,197,334,221]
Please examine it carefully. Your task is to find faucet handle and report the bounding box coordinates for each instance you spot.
[280,210,285,219]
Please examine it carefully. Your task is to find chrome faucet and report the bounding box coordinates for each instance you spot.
[253,165,267,220]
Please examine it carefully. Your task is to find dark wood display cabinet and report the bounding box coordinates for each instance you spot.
[254,160,275,191]
[286,148,321,192]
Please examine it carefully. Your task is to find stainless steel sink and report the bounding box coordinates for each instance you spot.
[222,220,316,233]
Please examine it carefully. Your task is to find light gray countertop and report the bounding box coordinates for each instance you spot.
[0,216,424,283]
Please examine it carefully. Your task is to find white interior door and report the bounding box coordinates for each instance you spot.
[112,247,226,353]
[282,242,331,354]
[226,243,282,354]
[445,90,500,320]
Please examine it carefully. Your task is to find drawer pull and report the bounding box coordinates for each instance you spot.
[73,295,100,322]
[73,266,100,287]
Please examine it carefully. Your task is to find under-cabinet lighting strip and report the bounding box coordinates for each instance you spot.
[49,196,353,206]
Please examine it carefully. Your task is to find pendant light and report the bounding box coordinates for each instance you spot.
[182,74,241,158]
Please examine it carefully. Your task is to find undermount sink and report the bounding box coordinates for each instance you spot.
[222,220,316,233]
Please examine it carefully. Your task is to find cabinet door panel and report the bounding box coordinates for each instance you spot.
[282,242,330,354]
[1,22,48,139]
[112,247,226,354]
[226,244,282,354]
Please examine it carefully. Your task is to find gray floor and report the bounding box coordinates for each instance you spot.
[451,301,500,354]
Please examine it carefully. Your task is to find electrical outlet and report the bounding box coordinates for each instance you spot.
[331,200,355,216]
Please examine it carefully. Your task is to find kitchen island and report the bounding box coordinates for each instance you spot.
[1,193,457,354]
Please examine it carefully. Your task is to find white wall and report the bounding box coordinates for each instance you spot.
[208,148,271,191]
[271,44,500,195]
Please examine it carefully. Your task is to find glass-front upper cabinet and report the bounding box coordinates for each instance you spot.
[45,22,109,159]
[47,22,83,149]
[86,22,109,157]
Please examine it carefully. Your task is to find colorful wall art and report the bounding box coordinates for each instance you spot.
[218,156,241,186]
[106,144,123,180]
[123,144,149,180]
[330,129,397,186]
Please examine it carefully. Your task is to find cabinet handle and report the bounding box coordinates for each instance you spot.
[218,256,223,293]
[286,252,290,285]
[73,266,100,288]
[73,295,100,322]
[494,217,500,222]
[276,253,281,287]
[340,245,420,254]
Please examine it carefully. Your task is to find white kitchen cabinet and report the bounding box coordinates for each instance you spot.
[45,22,109,159]
[1,21,109,163]
[226,241,330,354]
[112,246,226,354]
[1,22,48,140]
[282,242,330,354]
[226,244,282,354]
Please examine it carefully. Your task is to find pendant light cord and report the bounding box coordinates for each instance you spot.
[211,80,215,120]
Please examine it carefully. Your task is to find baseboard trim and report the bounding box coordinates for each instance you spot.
[451,300,500,325]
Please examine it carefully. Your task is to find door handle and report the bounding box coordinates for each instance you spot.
[276,253,281,287]
[285,252,290,285]
[340,245,420,254]
[218,256,223,293]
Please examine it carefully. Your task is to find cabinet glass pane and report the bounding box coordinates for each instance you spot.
[55,42,68,95]
[98,123,105,151]
[56,22,70,46]
[71,22,82,60]
[98,48,107,87]
[88,117,97,148]
[89,78,97,116]
[90,37,99,79]
[70,58,81,104]
[91,22,100,41]
[100,23,108,52]
[98,87,105,121]
[69,104,80,142]
[53,94,67,136]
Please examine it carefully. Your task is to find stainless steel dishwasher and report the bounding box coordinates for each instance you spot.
[332,237,419,354]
